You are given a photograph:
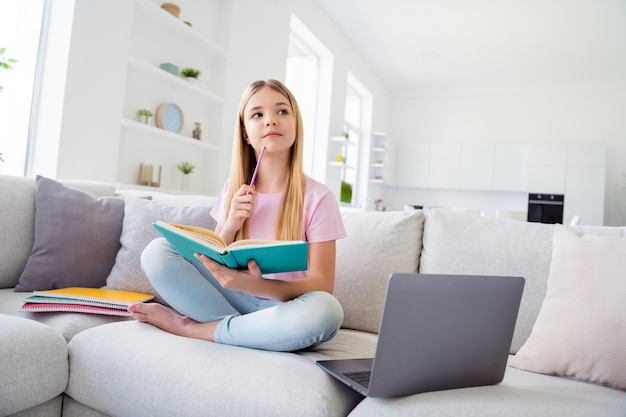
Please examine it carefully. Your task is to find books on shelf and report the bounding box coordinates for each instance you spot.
[20,287,155,317]
[152,221,308,274]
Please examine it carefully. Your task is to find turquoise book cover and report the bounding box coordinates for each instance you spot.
[153,221,308,274]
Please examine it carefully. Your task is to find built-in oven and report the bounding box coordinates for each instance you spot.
[527,193,564,224]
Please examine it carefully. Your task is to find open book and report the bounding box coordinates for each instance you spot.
[152,221,308,274]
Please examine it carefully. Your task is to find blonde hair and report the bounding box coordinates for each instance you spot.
[226,79,305,241]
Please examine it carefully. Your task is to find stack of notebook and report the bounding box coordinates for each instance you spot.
[20,287,155,317]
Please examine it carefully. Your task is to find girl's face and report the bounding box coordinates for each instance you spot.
[242,86,297,154]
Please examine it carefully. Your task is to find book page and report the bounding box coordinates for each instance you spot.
[169,223,226,248]
[227,239,304,250]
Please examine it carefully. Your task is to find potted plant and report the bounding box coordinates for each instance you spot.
[180,67,201,82]
[340,181,353,204]
[136,109,153,124]
[176,161,196,191]
[0,47,17,93]
[1,48,17,162]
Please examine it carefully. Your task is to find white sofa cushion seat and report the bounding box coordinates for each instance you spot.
[67,321,376,417]
[347,360,626,417]
[0,315,68,416]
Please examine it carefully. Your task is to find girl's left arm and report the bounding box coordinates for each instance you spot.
[196,240,337,302]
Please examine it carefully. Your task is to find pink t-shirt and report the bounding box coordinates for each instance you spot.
[210,175,347,280]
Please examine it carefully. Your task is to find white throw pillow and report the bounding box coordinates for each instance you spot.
[510,225,626,390]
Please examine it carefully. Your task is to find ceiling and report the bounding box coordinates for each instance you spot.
[316,0,626,96]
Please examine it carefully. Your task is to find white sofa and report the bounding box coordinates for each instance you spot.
[0,174,624,417]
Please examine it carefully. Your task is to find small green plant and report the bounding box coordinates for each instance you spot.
[340,181,353,204]
[0,152,4,163]
[0,47,17,93]
[136,109,153,117]
[180,67,201,79]
[177,161,196,175]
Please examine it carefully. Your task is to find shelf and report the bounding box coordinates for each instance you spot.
[328,161,355,170]
[370,179,384,183]
[134,0,227,56]
[128,56,223,103]
[370,163,385,168]
[371,147,386,152]
[121,119,220,151]
[115,182,212,196]
[330,136,357,146]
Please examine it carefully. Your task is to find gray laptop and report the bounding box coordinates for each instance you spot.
[317,273,525,397]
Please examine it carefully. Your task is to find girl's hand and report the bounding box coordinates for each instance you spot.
[194,254,264,295]
[220,184,255,242]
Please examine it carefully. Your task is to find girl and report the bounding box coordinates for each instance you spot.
[128,79,346,351]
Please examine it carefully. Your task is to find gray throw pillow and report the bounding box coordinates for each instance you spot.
[105,197,216,302]
[15,176,125,291]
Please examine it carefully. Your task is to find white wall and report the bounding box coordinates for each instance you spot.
[26,0,390,196]
[209,0,391,189]
[384,85,626,225]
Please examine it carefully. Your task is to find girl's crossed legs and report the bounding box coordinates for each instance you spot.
[129,238,344,351]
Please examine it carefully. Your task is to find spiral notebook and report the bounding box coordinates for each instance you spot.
[20,287,155,316]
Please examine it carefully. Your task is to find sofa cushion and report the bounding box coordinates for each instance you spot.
[0,314,68,416]
[420,208,555,353]
[66,321,368,417]
[420,209,626,354]
[105,197,216,302]
[510,225,626,390]
[335,210,424,334]
[347,360,626,417]
[0,175,36,289]
[15,176,124,291]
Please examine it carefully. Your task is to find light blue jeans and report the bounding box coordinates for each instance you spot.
[140,238,344,351]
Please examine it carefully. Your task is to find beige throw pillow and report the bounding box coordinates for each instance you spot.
[334,210,424,333]
[510,225,626,390]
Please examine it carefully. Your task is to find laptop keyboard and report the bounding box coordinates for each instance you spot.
[344,371,371,388]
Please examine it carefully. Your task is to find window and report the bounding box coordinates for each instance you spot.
[342,73,373,206]
[0,0,46,176]
[285,14,333,182]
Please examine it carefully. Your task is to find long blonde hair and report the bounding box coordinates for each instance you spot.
[226,79,305,241]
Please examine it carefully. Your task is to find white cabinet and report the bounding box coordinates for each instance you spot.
[429,143,462,189]
[493,143,529,192]
[563,142,606,225]
[394,142,431,188]
[527,142,567,194]
[392,139,606,225]
[461,143,494,191]
[116,0,227,195]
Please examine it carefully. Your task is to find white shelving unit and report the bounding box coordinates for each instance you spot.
[116,0,227,195]
[326,135,358,200]
[328,136,357,170]
[369,133,389,184]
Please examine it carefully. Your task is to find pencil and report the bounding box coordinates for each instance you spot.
[248,146,266,191]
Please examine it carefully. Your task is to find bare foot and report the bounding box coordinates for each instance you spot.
[128,303,218,341]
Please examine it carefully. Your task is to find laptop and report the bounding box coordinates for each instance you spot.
[317,273,525,397]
